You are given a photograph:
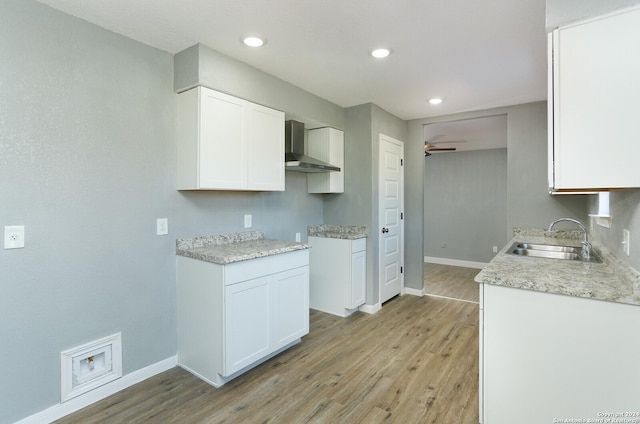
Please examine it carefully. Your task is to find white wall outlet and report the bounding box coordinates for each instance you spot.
[244,214,252,228]
[622,229,630,256]
[492,245,498,253]
[295,232,301,242]
[441,242,446,248]
[156,218,169,236]
[4,225,25,249]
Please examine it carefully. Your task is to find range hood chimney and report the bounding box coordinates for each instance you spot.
[285,120,341,173]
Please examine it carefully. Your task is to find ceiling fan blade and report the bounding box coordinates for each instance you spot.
[428,147,456,151]
[430,140,468,144]
[424,134,445,144]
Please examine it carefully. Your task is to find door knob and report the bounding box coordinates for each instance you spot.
[381,227,389,233]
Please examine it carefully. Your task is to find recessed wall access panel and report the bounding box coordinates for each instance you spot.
[60,333,122,402]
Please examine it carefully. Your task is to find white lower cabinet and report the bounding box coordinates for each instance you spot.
[224,276,272,375]
[176,250,309,387]
[481,284,640,423]
[272,267,310,347]
[309,236,366,317]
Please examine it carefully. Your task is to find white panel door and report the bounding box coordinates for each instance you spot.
[224,276,271,376]
[272,267,309,349]
[199,88,247,189]
[378,134,404,304]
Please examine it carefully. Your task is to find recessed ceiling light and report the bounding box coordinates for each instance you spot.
[242,34,266,47]
[429,97,443,105]
[371,48,391,58]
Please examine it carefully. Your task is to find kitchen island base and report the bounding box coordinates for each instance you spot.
[481,283,640,423]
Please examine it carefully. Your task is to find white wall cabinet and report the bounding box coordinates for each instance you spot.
[177,86,285,191]
[176,250,309,387]
[307,127,344,193]
[481,284,640,423]
[548,7,640,191]
[308,236,366,316]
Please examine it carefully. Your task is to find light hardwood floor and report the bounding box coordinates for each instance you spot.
[55,292,479,423]
[423,263,481,304]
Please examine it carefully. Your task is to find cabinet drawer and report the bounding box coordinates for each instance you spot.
[224,250,309,285]
[351,238,366,253]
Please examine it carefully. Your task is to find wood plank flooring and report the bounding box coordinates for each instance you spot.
[56,281,479,423]
[423,263,481,303]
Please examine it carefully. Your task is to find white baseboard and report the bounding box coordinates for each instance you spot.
[403,287,425,297]
[359,303,381,314]
[424,293,479,305]
[16,356,177,424]
[424,256,487,269]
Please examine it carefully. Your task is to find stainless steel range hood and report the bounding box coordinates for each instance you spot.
[285,120,341,173]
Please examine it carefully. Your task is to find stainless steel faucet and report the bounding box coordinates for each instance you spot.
[548,218,591,260]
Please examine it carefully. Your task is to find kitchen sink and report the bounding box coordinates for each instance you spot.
[507,242,602,263]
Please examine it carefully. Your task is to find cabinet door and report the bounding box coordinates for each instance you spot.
[246,103,285,191]
[307,128,344,193]
[483,284,640,422]
[272,267,309,349]
[349,250,366,308]
[552,8,640,189]
[224,276,271,376]
[199,89,247,189]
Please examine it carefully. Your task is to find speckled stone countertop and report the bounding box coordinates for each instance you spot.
[176,231,310,265]
[475,227,640,306]
[307,225,368,240]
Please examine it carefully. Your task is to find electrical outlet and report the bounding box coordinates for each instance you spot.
[622,229,630,256]
[244,214,252,228]
[441,242,446,248]
[156,218,168,236]
[295,232,301,242]
[4,226,25,249]
[492,245,498,253]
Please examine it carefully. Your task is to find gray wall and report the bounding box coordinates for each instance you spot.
[546,0,640,29]
[0,1,325,422]
[0,2,175,421]
[589,190,640,270]
[424,149,508,263]
[174,44,344,130]
[323,103,407,305]
[408,102,588,284]
[505,102,587,230]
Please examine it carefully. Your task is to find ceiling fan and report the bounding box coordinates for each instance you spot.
[424,135,467,157]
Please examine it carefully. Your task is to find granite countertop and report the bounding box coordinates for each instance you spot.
[176,231,310,265]
[475,227,640,307]
[307,224,368,240]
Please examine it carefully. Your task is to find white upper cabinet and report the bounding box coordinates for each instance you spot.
[307,127,344,193]
[549,7,640,191]
[176,86,284,191]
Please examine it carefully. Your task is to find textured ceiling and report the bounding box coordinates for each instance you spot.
[36,0,548,120]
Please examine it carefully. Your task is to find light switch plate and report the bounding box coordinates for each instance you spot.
[244,214,252,228]
[623,229,630,256]
[156,218,168,236]
[4,225,25,249]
